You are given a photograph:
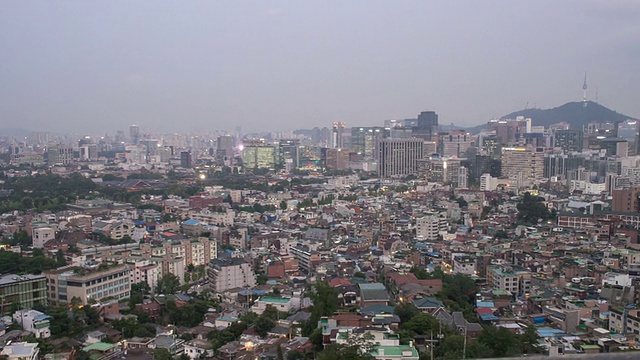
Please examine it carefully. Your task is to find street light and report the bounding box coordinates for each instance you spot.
[244,341,256,360]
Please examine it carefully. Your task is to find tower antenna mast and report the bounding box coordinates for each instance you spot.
[582,71,588,107]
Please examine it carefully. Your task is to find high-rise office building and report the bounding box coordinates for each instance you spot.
[487,119,527,145]
[331,122,346,149]
[612,185,640,212]
[501,147,546,184]
[180,151,192,168]
[418,156,461,185]
[458,166,468,189]
[599,138,628,157]
[438,130,474,158]
[351,127,384,159]
[129,125,140,145]
[377,138,425,178]
[411,111,438,141]
[553,130,584,152]
[242,140,277,169]
[324,148,350,171]
[217,135,235,165]
[46,145,73,165]
[278,139,300,168]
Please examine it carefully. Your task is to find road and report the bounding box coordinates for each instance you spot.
[482,352,640,360]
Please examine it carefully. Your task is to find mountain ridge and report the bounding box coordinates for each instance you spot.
[464,101,638,134]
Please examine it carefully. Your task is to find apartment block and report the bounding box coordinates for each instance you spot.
[0,274,47,315]
[416,214,447,241]
[543,306,581,332]
[487,265,531,298]
[13,310,51,339]
[128,259,160,294]
[501,147,545,185]
[32,227,55,248]
[45,264,131,305]
[612,185,640,212]
[208,258,256,293]
[289,245,320,274]
[609,307,640,342]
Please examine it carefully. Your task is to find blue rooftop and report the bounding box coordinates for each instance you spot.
[479,313,499,321]
[476,301,495,308]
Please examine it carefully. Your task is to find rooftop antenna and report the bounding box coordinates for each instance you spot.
[582,71,588,107]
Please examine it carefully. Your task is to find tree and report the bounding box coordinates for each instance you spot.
[261,305,279,321]
[286,349,305,360]
[153,348,172,360]
[239,311,258,325]
[317,332,376,360]
[157,274,180,294]
[132,282,151,294]
[254,316,276,337]
[394,303,419,323]
[277,345,284,360]
[303,282,338,336]
[436,334,464,359]
[516,192,553,224]
[520,325,542,354]
[410,266,430,280]
[55,250,67,266]
[477,326,522,357]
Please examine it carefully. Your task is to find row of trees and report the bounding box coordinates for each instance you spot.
[0,248,66,274]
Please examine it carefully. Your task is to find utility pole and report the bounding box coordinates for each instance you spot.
[462,326,468,360]
[430,331,434,360]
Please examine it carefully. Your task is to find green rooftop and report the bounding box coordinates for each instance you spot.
[371,345,418,357]
[83,342,115,352]
[258,296,291,304]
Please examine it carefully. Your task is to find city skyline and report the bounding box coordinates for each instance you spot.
[2,1,640,134]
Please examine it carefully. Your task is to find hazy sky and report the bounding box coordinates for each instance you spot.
[1,1,639,134]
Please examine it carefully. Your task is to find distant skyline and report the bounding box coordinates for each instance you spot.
[1,1,639,134]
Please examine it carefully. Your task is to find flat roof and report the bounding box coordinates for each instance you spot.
[82,342,115,352]
[0,274,45,286]
[258,296,291,304]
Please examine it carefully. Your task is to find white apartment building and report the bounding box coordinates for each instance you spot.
[13,310,51,339]
[129,259,160,294]
[452,256,476,276]
[480,173,497,191]
[208,258,256,293]
[189,210,235,227]
[416,214,447,241]
[32,227,55,248]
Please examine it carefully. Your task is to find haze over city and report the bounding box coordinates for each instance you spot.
[1,0,640,134]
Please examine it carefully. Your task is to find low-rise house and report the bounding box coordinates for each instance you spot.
[371,345,419,360]
[183,339,214,359]
[358,283,390,307]
[12,310,51,339]
[251,297,292,315]
[412,297,446,315]
[1,342,39,360]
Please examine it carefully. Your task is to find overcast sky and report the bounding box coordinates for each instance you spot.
[1,0,639,134]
